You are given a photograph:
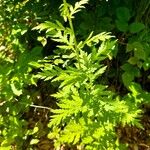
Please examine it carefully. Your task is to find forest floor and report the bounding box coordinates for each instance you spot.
[116,107,150,150]
[26,106,150,150]
[23,83,150,150]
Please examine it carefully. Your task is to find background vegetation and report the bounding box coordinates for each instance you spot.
[0,0,150,149]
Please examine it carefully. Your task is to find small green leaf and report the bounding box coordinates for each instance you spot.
[83,136,93,144]
[116,20,128,32]
[134,48,145,60]
[116,7,131,22]
[54,59,64,65]
[143,62,150,70]
[32,127,39,134]
[129,82,142,97]
[37,36,47,46]
[126,43,134,52]
[29,61,43,68]
[10,83,22,96]
[129,22,145,33]
[121,63,134,72]
[30,139,39,145]
[128,57,138,65]
[133,42,143,51]
[122,72,134,87]
[127,42,144,60]
[121,63,140,77]
[30,46,43,57]
[137,61,143,68]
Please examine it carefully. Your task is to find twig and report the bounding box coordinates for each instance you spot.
[20,102,51,110]
[139,143,150,148]
[29,104,51,110]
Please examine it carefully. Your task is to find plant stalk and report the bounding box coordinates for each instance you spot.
[63,0,81,68]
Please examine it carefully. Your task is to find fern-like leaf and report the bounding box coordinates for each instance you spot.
[49,92,83,127]
[70,0,89,17]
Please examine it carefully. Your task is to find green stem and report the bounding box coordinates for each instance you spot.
[63,0,81,68]
[68,16,77,47]
[68,16,81,67]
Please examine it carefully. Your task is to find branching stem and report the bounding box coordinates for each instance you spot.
[63,0,81,68]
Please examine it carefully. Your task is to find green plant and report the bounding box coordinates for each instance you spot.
[0,0,46,149]
[0,0,150,149]
[34,0,143,149]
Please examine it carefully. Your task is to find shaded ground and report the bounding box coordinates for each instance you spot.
[116,107,150,150]
[21,83,150,150]
[24,106,150,150]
